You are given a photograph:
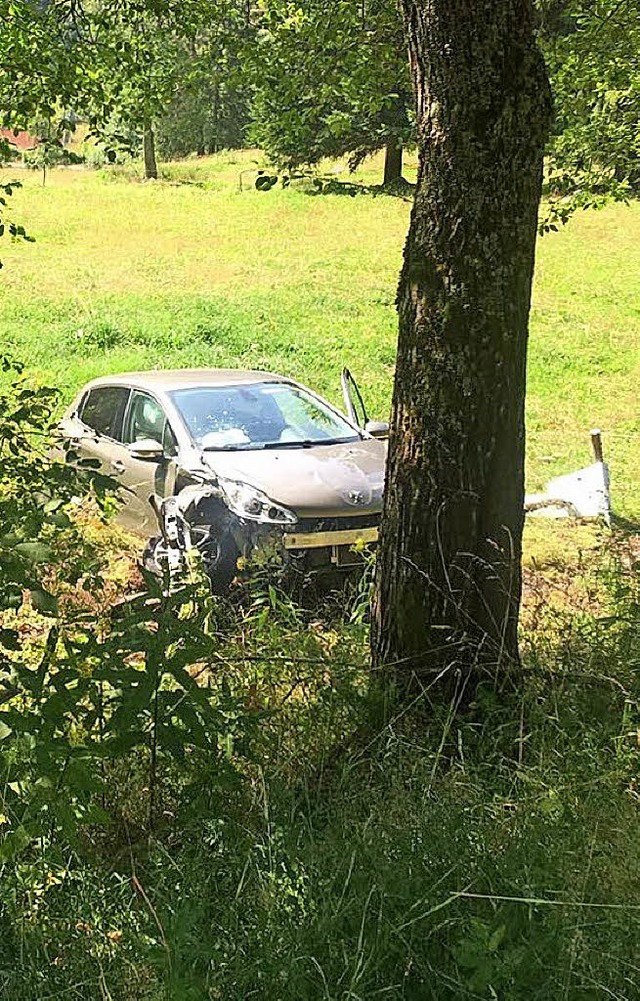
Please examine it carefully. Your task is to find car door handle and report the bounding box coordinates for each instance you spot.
[111,460,126,474]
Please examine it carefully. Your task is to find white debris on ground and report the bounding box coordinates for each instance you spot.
[525,430,612,525]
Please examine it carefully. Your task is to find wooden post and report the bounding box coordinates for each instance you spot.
[590,428,604,464]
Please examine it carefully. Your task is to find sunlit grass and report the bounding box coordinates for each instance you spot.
[1,148,638,520]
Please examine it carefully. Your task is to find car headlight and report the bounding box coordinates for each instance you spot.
[217,477,298,525]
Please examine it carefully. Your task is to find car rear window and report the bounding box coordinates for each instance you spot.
[79,385,130,440]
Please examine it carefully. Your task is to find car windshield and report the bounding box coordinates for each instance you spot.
[170,382,361,451]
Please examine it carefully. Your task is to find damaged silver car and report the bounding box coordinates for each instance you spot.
[56,368,388,590]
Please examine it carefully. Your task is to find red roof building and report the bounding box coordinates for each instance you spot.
[0,128,38,151]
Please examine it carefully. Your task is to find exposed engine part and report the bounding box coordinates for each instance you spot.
[145,485,218,585]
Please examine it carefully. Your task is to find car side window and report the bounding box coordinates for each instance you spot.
[79,386,130,440]
[124,391,177,456]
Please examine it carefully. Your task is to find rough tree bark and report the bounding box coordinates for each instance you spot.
[383,143,403,186]
[143,124,158,179]
[372,1,552,693]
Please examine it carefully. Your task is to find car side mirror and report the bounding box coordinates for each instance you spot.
[365,420,389,439]
[127,438,165,461]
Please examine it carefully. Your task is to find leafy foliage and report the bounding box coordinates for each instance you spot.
[0,366,249,858]
[0,361,109,851]
[1,549,638,999]
[155,0,256,159]
[2,0,638,206]
[249,0,414,175]
[20,118,85,185]
[247,0,639,204]
[0,1,254,203]
[538,0,640,226]
[0,358,101,625]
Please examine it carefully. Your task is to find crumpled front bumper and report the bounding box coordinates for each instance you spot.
[163,481,380,574]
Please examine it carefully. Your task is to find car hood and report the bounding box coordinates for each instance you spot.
[200,438,386,518]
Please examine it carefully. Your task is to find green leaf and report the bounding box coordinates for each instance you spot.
[30,589,59,615]
[15,542,53,564]
[65,758,102,793]
[488,924,507,953]
[86,802,113,826]
[0,629,20,651]
[0,825,32,861]
[52,799,79,838]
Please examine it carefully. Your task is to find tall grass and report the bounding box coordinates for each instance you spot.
[2,548,638,1000]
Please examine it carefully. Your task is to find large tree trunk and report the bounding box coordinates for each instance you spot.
[372,1,552,694]
[383,143,403,186]
[143,124,158,179]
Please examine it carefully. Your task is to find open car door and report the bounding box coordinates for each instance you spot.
[341,368,389,438]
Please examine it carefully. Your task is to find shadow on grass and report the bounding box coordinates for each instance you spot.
[303,175,416,200]
[611,512,640,535]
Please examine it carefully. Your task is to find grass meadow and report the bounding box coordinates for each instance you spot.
[1,151,639,1001]
[1,148,638,523]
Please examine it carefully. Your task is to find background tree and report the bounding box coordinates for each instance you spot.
[538,0,640,224]
[250,0,638,201]
[86,1,212,179]
[0,1,97,257]
[0,1,251,184]
[250,0,414,185]
[372,1,552,690]
[156,1,256,160]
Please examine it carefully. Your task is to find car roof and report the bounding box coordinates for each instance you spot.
[80,369,291,394]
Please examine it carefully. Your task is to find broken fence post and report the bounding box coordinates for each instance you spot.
[591,428,604,464]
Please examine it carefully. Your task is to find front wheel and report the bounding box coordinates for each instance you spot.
[194,527,241,594]
[142,527,240,594]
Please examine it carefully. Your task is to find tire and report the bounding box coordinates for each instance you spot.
[142,528,240,595]
[197,528,241,594]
